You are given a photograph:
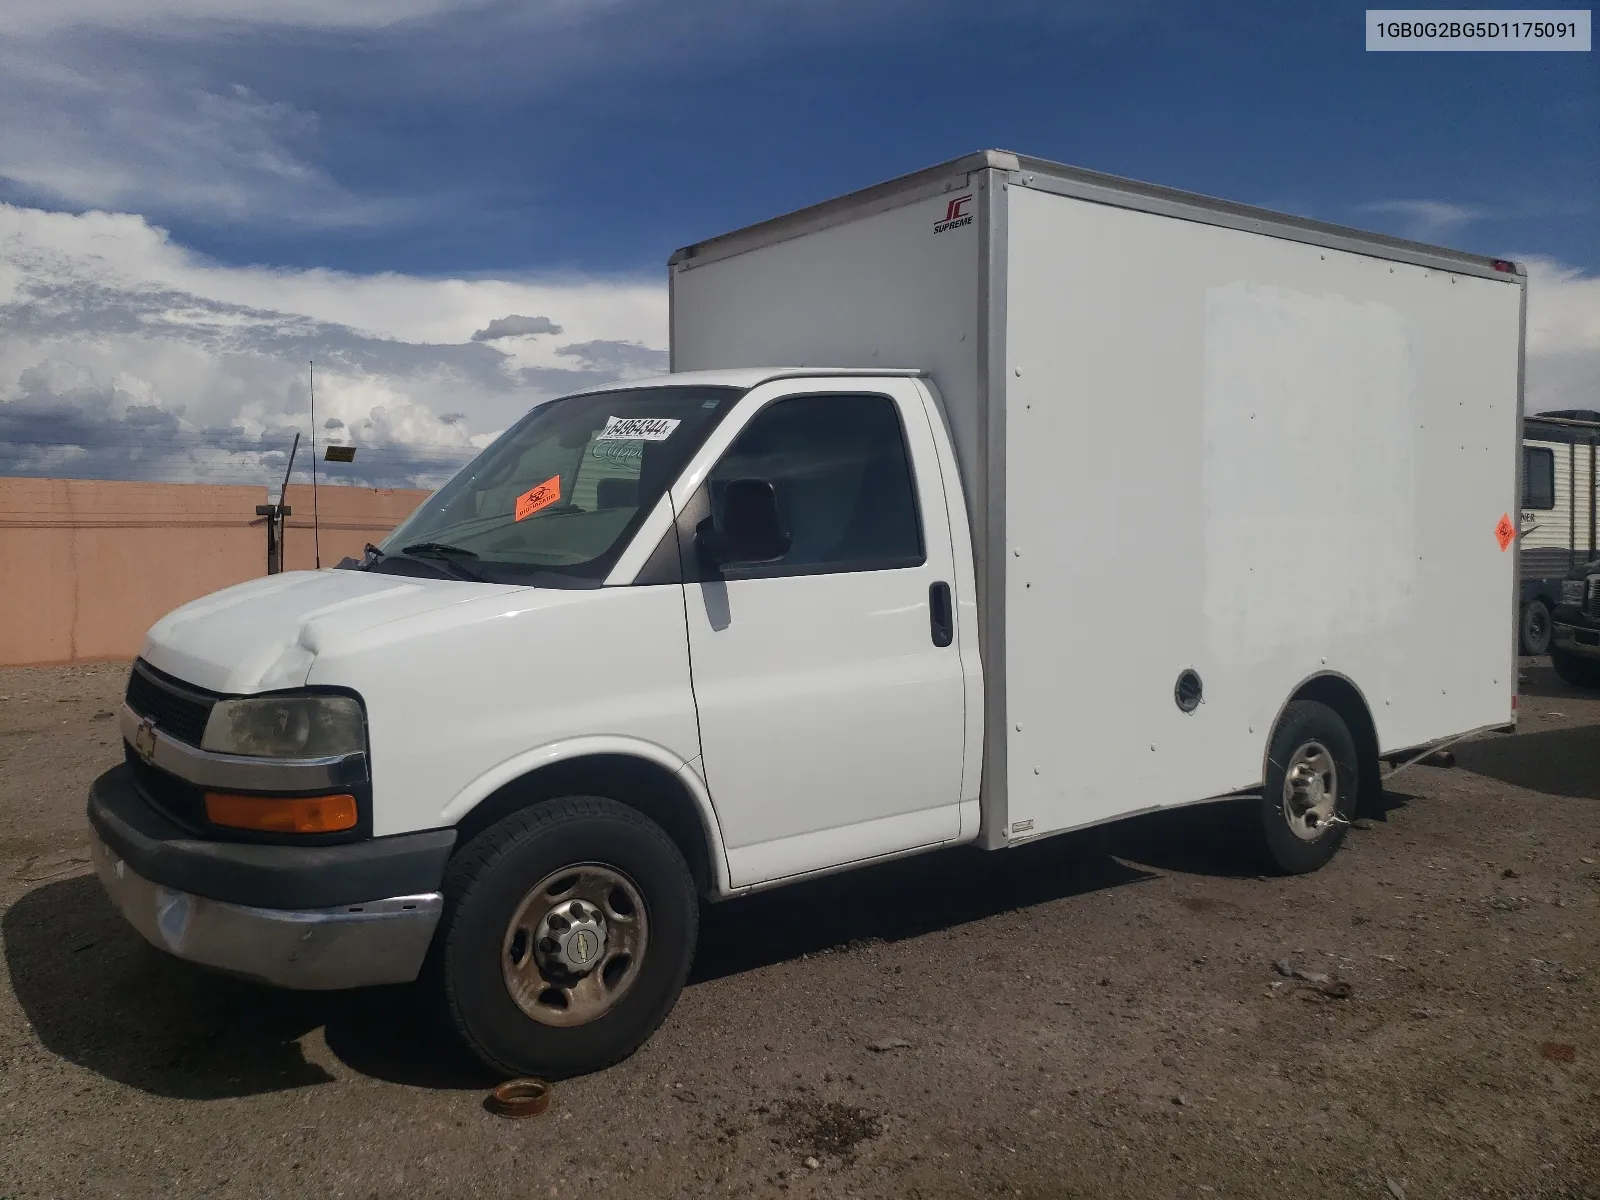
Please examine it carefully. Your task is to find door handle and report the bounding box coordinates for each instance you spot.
[929,581,953,647]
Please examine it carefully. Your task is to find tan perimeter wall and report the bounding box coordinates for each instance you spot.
[278,482,430,573]
[0,478,431,667]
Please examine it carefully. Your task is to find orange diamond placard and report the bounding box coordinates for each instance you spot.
[515,475,561,521]
[1495,512,1515,552]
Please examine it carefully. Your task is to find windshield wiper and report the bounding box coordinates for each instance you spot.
[400,542,488,582]
[403,541,479,559]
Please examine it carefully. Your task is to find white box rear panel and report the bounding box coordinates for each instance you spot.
[1002,184,1522,837]
[671,185,985,523]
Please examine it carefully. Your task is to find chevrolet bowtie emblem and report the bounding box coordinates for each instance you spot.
[133,718,158,764]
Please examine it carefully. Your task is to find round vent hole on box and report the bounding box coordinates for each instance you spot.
[1174,669,1203,713]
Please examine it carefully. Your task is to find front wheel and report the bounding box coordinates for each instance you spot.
[1248,700,1359,875]
[437,796,698,1079]
[1520,600,1553,656]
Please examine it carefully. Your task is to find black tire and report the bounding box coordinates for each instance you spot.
[437,796,698,1080]
[1551,648,1600,689]
[1248,700,1359,875]
[1520,600,1553,657]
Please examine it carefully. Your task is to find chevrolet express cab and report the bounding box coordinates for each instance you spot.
[89,151,1526,1079]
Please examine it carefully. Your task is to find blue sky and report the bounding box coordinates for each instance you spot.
[0,0,1595,486]
[19,0,1595,273]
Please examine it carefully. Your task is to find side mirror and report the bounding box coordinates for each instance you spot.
[699,478,791,567]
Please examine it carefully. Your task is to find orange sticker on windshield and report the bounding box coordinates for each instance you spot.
[515,475,561,521]
[1495,512,1515,551]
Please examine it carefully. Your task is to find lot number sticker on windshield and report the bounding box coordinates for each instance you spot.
[594,416,681,442]
[515,475,562,521]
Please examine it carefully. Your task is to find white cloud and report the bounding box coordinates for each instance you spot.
[0,203,667,486]
[0,1,500,34]
[5,202,1589,492]
[1524,256,1600,416]
[0,0,536,222]
[0,0,690,224]
[1357,199,1491,242]
[0,42,397,225]
[0,0,1142,229]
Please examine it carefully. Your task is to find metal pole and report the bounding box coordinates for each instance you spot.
[310,360,321,569]
[276,432,300,574]
[279,431,301,507]
[257,504,277,574]
[258,430,302,576]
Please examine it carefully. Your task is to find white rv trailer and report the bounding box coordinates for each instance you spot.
[1519,410,1600,654]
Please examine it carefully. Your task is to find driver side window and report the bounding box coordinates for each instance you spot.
[707,393,924,577]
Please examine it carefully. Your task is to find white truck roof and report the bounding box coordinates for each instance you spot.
[672,149,1522,283]
[571,367,925,395]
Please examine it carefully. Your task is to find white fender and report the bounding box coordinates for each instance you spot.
[436,735,732,896]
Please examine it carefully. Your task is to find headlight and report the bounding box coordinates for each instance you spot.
[1563,579,1586,606]
[201,694,365,758]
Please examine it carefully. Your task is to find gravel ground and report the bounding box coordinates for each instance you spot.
[1,659,1596,1200]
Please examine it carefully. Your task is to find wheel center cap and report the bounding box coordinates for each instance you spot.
[1290,766,1324,809]
[566,927,600,967]
[536,899,608,975]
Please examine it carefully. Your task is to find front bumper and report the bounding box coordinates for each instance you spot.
[88,764,454,990]
[1552,621,1600,661]
[91,836,442,989]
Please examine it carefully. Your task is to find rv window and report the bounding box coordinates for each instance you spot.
[1523,446,1555,510]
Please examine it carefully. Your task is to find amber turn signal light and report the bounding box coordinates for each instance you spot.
[204,792,358,834]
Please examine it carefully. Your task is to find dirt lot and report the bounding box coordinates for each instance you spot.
[1,660,1596,1200]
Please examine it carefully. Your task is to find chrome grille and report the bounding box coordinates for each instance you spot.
[1588,577,1600,619]
[125,661,215,747]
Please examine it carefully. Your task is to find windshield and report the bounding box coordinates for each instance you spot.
[377,385,742,585]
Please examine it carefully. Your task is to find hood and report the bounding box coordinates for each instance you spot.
[1567,560,1600,581]
[140,569,523,694]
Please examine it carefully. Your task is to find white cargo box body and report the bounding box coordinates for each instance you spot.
[670,150,1525,849]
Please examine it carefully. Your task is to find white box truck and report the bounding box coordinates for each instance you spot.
[88,150,1526,1079]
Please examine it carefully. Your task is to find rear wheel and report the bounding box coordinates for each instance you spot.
[1248,700,1358,875]
[1551,647,1600,689]
[1520,600,1552,656]
[438,796,698,1079]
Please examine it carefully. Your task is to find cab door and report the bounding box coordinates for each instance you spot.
[677,380,967,888]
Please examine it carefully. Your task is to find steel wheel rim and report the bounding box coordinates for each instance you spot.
[501,863,648,1027]
[1282,740,1338,841]
[1528,606,1549,645]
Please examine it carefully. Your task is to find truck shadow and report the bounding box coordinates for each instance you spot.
[5,812,1252,1100]
[1517,658,1600,701]
[0,874,496,1099]
[692,832,1153,984]
[1453,723,1600,798]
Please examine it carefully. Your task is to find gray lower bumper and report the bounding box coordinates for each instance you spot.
[91,834,443,990]
[1553,623,1600,660]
